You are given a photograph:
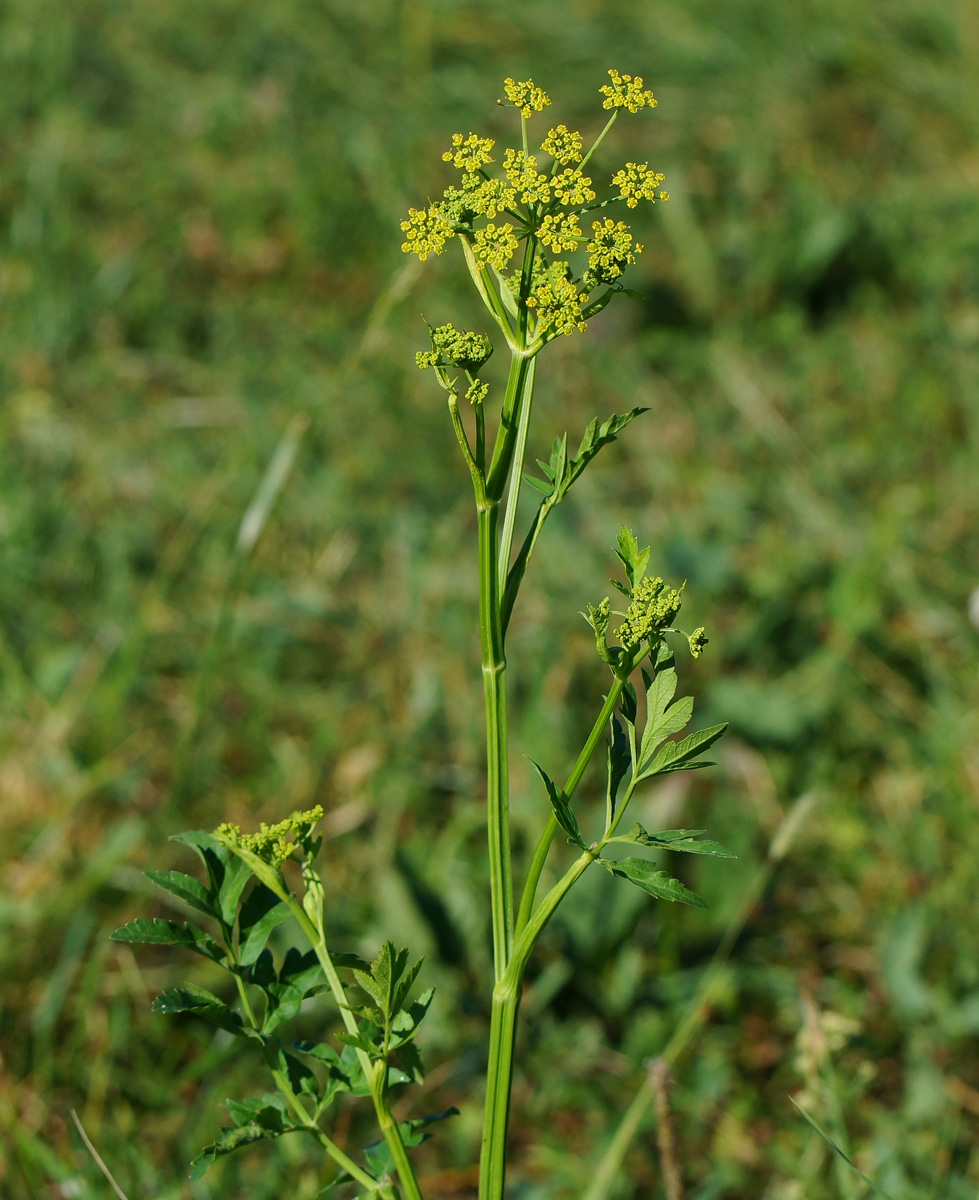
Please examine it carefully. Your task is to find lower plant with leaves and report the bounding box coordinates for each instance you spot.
[115,70,733,1197]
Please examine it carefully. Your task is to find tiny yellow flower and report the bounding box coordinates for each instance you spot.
[541,125,583,165]
[552,168,595,207]
[400,205,455,260]
[503,77,551,118]
[537,212,583,253]
[599,69,657,113]
[472,222,519,271]
[611,162,667,207]
[503,149,551,204]
[442,132,495,173]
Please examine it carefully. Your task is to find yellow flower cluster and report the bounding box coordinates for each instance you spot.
[472,222,519,271]
[526,265,586,337]
[600,69,657,113]
[471,176,517,219]
[216,806,324,868]
[442,132,495,173]
[541,125,583,165]
[400,205,455,260]
[688,627,709,658]
[618,577,683,649]
[611,162,668,207]
[503,77,551,118]
[553,168,595,207]
[538,212,583,253]
[502,149,551,205]
[587,218,641,282]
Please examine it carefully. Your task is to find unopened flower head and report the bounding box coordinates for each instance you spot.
[503,77,551,118]
[472,222,519,271]
[216,805,324,869]
[503,149,551,205]
[442,132,495,173]
[611,162,667,208]
[688,627,709,658]
[587,217,641,282]
[552,168,595,207]
[400,205,455,260]
[466,379,489,405]
[618,576,683,649]
[600,69,657,113]
[541,125,583,165]
[537,212,583,253]
[417,322,493,372]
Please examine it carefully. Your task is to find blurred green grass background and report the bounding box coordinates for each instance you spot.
[2,0,978,1196]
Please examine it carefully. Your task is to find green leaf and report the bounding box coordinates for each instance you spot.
[225,1094,288,1129]
[189,1116,296,1181]
[603,858,707,907]
[638,722,727,780]
[144,870,218,919]
[638,694,694,771]
[614,525,650,590]
[217,854,252,926]
[391,986,434,1045]
[170,831,234,918]
[152,984,256,1037]
[532,761,585,848]
[110,918,224,962]
[560,409,647,499]
[331,951,371,972]
[238,885,291,967]
[612,824,735,858]
[791,1100,898,1200]
[395,1039,426,1083]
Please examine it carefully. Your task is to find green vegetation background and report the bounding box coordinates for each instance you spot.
[2,0,978,1196]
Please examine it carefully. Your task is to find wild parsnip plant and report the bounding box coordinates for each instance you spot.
[114,70,731,1198]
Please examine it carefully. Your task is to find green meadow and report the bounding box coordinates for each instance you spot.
[2,0,978,1196]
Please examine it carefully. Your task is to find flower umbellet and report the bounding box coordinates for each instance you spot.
[115,70,729,1200]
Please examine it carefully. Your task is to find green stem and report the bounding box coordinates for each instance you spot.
[487,353,534,499]
[480,850,597,1200]
[497,356,537,597]
[478,501,513,981]
[578,110,619,175]
[515,676,626,935]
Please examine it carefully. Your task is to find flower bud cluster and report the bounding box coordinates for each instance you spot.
[618,576,683,649]
[416,323,493,372]
[216,805,324,868]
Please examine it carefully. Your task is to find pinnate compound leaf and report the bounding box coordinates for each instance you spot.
[616,824,735,858]
[638,693,693,771]
[638,722,727,780]
[145,869,218,919]
[603,857,707,908]
[532,761,585,848]
[561,408,647,498]
[110,918,223,961]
